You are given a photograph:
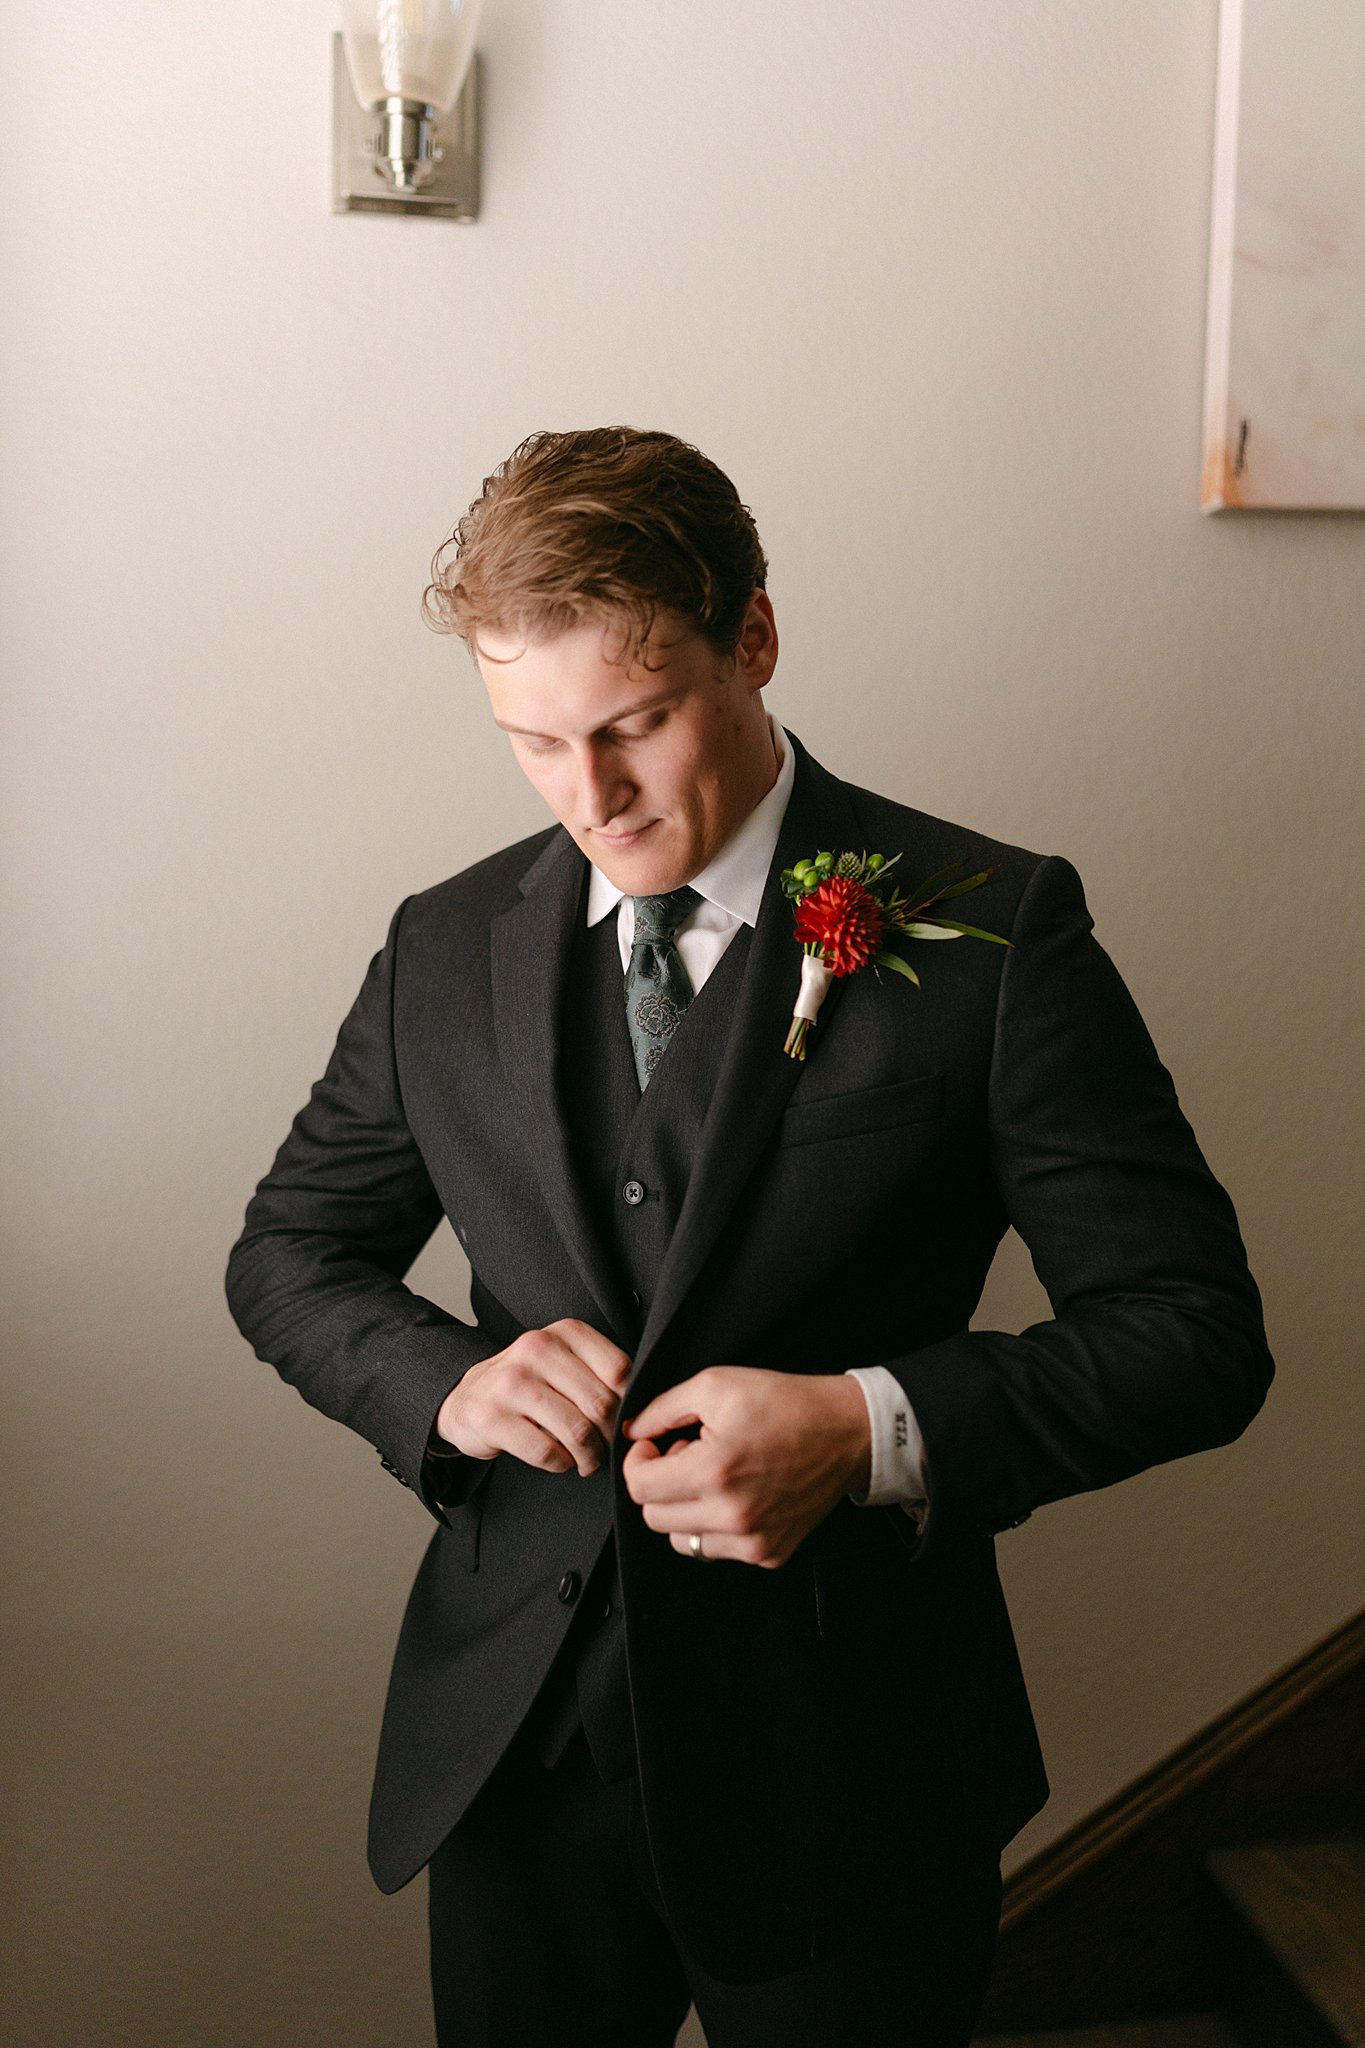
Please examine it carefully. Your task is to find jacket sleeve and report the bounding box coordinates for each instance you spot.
[224,896,501,1525]
[884,852,1274,1561]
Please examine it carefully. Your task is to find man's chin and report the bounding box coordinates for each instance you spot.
[582,825,689,893]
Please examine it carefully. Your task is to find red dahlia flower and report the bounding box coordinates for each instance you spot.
[792,875,887,976]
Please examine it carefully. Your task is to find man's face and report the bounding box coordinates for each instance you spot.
[476,591,780,894]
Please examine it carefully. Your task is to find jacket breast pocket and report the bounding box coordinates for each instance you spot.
[780,1070,944,1149]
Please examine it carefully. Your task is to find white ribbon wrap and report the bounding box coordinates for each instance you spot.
[793,952,835,1023]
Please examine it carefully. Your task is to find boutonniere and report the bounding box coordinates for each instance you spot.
[779,849,1010,1059]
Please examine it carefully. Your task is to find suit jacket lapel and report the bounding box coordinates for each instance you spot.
[489,829,637,1337]
[631,730,866,1382]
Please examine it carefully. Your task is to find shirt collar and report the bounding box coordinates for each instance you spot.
[585,715,795,929]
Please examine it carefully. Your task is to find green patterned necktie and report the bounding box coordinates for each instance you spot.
[625,886,701,1089]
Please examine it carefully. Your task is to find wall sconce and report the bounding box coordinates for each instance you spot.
[332,0,484,221]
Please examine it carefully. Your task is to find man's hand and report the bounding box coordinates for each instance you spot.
[434,1318,633,1477]
[621,1367,872,1568]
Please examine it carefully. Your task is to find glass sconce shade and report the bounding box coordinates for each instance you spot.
[341,0,483,114]
[338,0,484,197]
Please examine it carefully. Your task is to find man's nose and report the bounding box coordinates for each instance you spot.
[577,747,633,825]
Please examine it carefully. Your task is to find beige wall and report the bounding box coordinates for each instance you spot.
[3,2,1362,2042]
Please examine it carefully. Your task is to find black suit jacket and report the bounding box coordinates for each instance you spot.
[225,728,1273,1981]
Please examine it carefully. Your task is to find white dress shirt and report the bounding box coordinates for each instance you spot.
[587,714,930,1528]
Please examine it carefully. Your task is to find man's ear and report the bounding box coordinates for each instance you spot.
[735,588,779,691]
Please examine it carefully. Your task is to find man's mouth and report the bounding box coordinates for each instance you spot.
[595,821,657,849]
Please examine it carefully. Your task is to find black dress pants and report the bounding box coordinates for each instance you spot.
[427,1715,1003,2048]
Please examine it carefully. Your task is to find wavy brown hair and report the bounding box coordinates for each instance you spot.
[422,426,769,669]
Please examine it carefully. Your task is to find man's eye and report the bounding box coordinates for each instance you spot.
[519,737,560,756]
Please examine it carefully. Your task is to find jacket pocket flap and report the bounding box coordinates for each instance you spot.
[782,1071,944,1148]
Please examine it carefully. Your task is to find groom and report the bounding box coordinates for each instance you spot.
[225,426,1274,2048]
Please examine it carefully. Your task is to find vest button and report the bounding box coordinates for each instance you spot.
[558,1571,581,1603]
[622,1179,646,1206]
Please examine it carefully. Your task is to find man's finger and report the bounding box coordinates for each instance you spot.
[622,1435,712,1502]
[554,1318,633,1388]
[667,1531,742,1563]
[624,1376,708,1440]
[641,1494,732,1532]
[497,1406,584,1475]
[553,1359,625,1439]
[525,1384,612,1476]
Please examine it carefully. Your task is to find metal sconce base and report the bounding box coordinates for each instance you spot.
[331,34,480,220]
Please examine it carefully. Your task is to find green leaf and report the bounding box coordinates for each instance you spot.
[874,949,921,986]
[899,920,963,939]
[903,855,972,903]
[915,917,1011,944]
[929,865,997,902]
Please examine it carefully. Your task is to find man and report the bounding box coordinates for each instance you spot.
[225,426,1273,2048]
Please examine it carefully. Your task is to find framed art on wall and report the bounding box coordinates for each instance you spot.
[1202,0,1365,510]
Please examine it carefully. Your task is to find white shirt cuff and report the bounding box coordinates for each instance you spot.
[843,1366,930,1530]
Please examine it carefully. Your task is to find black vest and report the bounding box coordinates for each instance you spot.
[520,885,753,1779]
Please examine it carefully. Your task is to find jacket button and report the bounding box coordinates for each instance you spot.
[629,1288,642,1308]
[622,1179,646,1206]
[558,1571,581,1602]
[601,1598,613,1621]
